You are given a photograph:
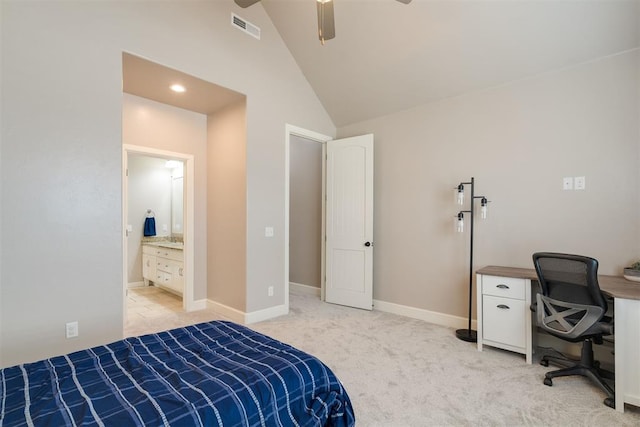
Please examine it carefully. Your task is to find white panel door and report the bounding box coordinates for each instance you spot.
[325,134,374,310]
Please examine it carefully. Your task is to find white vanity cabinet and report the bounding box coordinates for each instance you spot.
[142,244,184,296]
[142,245,157,287]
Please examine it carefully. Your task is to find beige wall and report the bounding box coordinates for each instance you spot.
[0,0,4,368]
[338,50,640,321]
[207,101,248,311]
[0,1,334,366]
[289,135,323,288]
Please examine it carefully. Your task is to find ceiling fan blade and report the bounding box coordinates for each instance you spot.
[317,0,335,44]
[234,0,260,8]
[395,0,412,4]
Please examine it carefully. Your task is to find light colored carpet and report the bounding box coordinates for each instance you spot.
[126,287,640,426]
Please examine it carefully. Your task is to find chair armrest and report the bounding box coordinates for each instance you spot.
[530,280,542,312]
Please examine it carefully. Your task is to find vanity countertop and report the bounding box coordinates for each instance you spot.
[143,241,184,250]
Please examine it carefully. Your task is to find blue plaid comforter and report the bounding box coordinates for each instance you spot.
[0,321,354,426]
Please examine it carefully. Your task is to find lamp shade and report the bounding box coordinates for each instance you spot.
[456,212,464,233]
[456,184,465,205]
[317,0,335,44]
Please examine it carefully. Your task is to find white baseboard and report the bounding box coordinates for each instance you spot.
[245,304,288,324]
[290,282,321,297]
[206,299,288,324]
[286,284,474,330]
[373,299,477,330]
[208,292,471,330]
[287,284,475,330]
[207,299,246,324]
[188,299,207,311]
[127,281,146,289]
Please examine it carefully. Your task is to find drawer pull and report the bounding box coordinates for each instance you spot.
[497,304,510,310]
[496,284,510,289]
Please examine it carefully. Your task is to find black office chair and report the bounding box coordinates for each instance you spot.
[532,252,615,408]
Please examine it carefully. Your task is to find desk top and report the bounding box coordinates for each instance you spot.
[477,265,640,301]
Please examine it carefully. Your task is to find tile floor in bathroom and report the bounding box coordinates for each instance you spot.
[125,286,227,338]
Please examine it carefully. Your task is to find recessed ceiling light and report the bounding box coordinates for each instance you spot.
[170,84,186,93]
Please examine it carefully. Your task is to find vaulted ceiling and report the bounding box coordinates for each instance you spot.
[260,0,640,127]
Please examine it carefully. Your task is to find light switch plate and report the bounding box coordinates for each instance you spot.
[563,177,573,190]
[66,321,78,338]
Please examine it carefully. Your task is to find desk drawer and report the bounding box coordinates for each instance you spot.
[482,295,526,349]
[482,275,526,300]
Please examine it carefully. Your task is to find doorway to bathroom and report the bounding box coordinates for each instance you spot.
[122,145,196,336]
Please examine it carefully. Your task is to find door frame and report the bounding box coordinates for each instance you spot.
[284,124,333,308]
[122,144,196,328]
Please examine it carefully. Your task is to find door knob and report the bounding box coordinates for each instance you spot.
[364,241,373,247]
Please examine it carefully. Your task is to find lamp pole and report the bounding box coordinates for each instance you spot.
[455,177,489,343]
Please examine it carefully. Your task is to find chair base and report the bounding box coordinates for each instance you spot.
[541,339,615,409]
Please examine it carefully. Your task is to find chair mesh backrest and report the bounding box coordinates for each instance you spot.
[533,252,607,311]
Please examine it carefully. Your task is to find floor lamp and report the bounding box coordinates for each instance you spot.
[454,177,489,343]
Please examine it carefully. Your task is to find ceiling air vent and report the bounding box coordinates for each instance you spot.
[231,13,261,40]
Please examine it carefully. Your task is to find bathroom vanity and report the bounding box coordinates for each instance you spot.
[142,242,184,295]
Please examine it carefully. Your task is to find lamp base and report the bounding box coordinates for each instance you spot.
[455,328,477,343]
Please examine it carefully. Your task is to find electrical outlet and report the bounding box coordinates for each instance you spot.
[66,321,78,338]
[268,286,274,297]
[265,227,274,237]
[574,176,586,190]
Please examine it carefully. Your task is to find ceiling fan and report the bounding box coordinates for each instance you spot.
[234,0,412,45]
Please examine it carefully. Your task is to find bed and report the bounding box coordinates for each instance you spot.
[0,321,354,426]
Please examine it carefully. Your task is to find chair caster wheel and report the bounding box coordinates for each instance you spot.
[603,397,615,409]
[543,377,553,386]
[540,359,549,367]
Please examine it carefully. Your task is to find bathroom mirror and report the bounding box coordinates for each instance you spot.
[171,164,184,237]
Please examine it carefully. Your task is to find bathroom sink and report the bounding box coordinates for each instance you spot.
[158,242,183,249]
[148,241,183,250]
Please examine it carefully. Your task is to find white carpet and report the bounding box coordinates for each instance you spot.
[252,292,640,426]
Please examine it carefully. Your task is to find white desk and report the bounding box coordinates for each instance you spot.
[476,266,640,413]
